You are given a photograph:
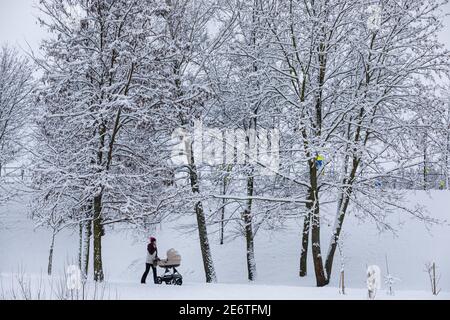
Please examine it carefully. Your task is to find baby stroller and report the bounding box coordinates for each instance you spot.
[156,248,183,285]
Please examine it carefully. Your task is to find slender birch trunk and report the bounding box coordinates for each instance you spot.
[188,145,217,283]
[78,221,83,270]
[83,219,92,280]
[47,232,56,276]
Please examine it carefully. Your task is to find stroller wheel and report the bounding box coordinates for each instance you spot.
[156,277,163,285]
[174,278,183,286]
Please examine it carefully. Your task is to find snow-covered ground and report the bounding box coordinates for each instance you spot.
[1,273,450,300]
[1,190,449,299]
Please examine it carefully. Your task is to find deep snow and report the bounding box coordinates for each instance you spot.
[1,190,449,299]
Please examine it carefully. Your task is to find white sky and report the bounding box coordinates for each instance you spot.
[0,0,44,52]
[0,0,449,52]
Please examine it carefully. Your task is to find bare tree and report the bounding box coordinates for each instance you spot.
[0,45,34,202]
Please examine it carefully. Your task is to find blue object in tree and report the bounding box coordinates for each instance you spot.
[316,155,324,170]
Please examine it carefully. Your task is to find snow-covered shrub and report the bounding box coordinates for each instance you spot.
[366,265,381,299]
[384,273,400,296]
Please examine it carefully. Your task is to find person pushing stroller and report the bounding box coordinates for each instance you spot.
[141,237,159,284]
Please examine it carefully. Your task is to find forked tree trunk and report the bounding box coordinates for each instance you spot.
[324,191,351,280]
[325,156,360,282]
[303,20,328,286]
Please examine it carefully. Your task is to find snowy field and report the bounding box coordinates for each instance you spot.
[1,190,449,300]
[2,274,450,300]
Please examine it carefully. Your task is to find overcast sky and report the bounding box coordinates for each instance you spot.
[1,0,450,52]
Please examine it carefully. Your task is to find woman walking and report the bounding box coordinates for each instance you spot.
[141,237,159,284]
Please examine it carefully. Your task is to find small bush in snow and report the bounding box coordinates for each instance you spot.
[366,265,381,300]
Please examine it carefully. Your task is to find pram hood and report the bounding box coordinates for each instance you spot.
[158,248,181,267]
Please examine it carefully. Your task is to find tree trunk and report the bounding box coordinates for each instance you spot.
[308,163,327,287]
[219,164,232,245]
[47,232,56,276]
[243,173,256,281]
[339,270,345,295]
[299,210,311,277]
[78,221,83,270]
[93,194,104,282]
[445,126,449,189]
[423,133,428,190]
[220,200,225,245]
[446,106,450,189]
[324,191,351,280]
[310,204,327,286]
[194,200,217,283]
[303,24,328,286]
[432,262,437,295]
[244,208,256,282]
[83,219,92,280]
[324,154,360,282]
[189,152,217,283]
